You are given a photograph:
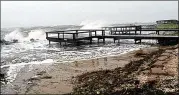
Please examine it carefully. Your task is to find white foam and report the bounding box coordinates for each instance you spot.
[1,59,54,69]
[4,28,47,43]
[6,64,25,83]
[1,59,55,83]
[25,29,46,41]
[80,20,108,29]
[4,29,26,42]
[2,26,151,84]
[62,44,149,64]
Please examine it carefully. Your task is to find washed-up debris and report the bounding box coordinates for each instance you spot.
[27,71,52,84]
[36,71,46,75]
[70,46,178,95]
[41,75,52,79]
[28,75,40,81]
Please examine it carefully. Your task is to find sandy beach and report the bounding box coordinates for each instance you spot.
[1,45,178,94]
[1,1,178,95]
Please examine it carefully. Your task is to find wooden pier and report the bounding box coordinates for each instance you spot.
[46,25,179,46]
[46,29,105,45]
[102,26,179,35]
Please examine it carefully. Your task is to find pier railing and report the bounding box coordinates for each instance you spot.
[46,29,106,45]
[102,25,179,35]
[46,25,179,45]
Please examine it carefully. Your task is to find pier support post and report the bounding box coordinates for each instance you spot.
[49,40,51,44]
[90,38,92,44]
[65,42,66,45]
[74,42,77,46]
[118,39,120,45]
[139,39,141,44]
[156,31,159,35]
[58,33,59,38]
[73,34,76,46]
[102,30,105,44]
[114,38,116,43]
[46,33,48,38]
[63,32,65,40]
[103,38,105,44]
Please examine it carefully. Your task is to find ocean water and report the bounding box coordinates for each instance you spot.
[1,24,158,84]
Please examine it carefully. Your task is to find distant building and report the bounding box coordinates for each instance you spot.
[156,19,179,24]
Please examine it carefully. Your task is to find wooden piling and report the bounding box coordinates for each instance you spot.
[118,39,120,43]
[73,34,76,46]
[156,30,159,35]
[134,39,137,44]
[102,30,105,43]
[63,32,64,40]
[139,39,141,44]
[90,38,92,44]
[46,33,48,37]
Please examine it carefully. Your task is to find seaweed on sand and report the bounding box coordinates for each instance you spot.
[70,47,178,95]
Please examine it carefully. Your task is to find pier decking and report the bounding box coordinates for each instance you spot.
[46,29,105,45]
[46,26,179,46]
[102,26,179,35]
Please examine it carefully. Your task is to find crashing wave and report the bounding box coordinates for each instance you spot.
[3,28,46,43]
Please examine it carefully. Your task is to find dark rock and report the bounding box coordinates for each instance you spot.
[12,39,18,43]
[0,73,7,84]
[30,38,35,42]
[0,39,10,45]
[0,73,5,80]
[0,40,3,43]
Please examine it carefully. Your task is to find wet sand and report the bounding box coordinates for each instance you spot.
[1,45,178,94]
[72,45,178,94]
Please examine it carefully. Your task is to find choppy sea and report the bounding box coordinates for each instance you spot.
[1,25,157,85]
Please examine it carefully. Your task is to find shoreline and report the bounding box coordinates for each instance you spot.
[71,45,179,94]
[1,45,178,94]
[1,43,150,83]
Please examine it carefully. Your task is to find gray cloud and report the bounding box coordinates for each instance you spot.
[1,1,178,28]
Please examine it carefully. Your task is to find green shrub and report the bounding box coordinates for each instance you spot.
[156,24,179,29]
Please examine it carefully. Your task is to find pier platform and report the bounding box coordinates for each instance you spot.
[46,26,179,46]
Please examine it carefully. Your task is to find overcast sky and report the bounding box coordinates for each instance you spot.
[1,1,178,28]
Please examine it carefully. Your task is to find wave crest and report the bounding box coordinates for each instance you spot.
[3,28,46,43]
